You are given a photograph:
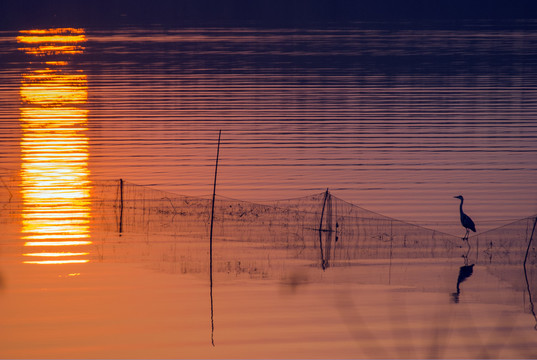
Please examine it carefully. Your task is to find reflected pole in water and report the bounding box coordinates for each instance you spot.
[318,189,330,270]
[209,130,221,346]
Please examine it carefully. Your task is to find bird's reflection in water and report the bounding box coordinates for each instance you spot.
[451,246,475,303]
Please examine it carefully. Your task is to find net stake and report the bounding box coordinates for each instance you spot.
[119,178,124,235]
[209,130,221,346]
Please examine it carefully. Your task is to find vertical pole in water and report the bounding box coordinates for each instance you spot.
[119,178,124,235]
[524,216,537,267]
[523,216,537,330]
[325,190,333,268]
[0,176,13,202]
[319,189,329,270]
[209,130,221,346]
[388,221,393,285]
[319,188,329,232]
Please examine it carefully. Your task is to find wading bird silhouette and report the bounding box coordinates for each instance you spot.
[454,195,476,241]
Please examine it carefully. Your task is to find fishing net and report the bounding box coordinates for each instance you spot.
[88,180,463,269]
[2,176,534,269]
[2,175,535,291]
[471,216,537,320]
[85,180,537,320]
[2,174,536,323]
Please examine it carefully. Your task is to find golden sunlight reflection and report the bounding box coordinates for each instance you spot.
[18,28,91,265]
[17,28,86,56]
[22,260,90,265]
[24,252,90,257]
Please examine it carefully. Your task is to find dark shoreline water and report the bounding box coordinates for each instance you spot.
[2,0,537,29]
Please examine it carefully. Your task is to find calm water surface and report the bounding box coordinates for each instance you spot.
[0,23,536,233]
[0,23,537,359]
[0,215,536,359]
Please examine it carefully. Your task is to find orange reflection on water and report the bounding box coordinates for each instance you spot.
[17,28,86,56]
[17,35,86,44]
[19,28,91,265]
[18,46,85,56]
[19,28,85,35]
[24,252,90,257]
[24,241,93,246]
[22,260,90,265]
[20,71,88,105]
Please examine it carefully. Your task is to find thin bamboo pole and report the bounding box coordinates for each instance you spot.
[209,130,221,346]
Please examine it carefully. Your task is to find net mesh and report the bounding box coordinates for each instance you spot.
[89,180,464,266]
[1,175,535,268]
[1,175,536,310]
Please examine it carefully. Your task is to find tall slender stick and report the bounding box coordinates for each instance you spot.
[319,188,329,232]
[523,216,537,330]
[318,189,329,270]
[0,176,13,202]
[209,130,221,346]
[119,178,124,235]
[524,216,537,268]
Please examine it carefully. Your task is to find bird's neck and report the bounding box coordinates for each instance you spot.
[459,198,464,213]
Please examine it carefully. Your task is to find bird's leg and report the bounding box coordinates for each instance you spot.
[463,229,469,241]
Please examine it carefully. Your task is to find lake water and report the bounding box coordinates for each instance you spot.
[1,22,537,233]
[0,21,537,358]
